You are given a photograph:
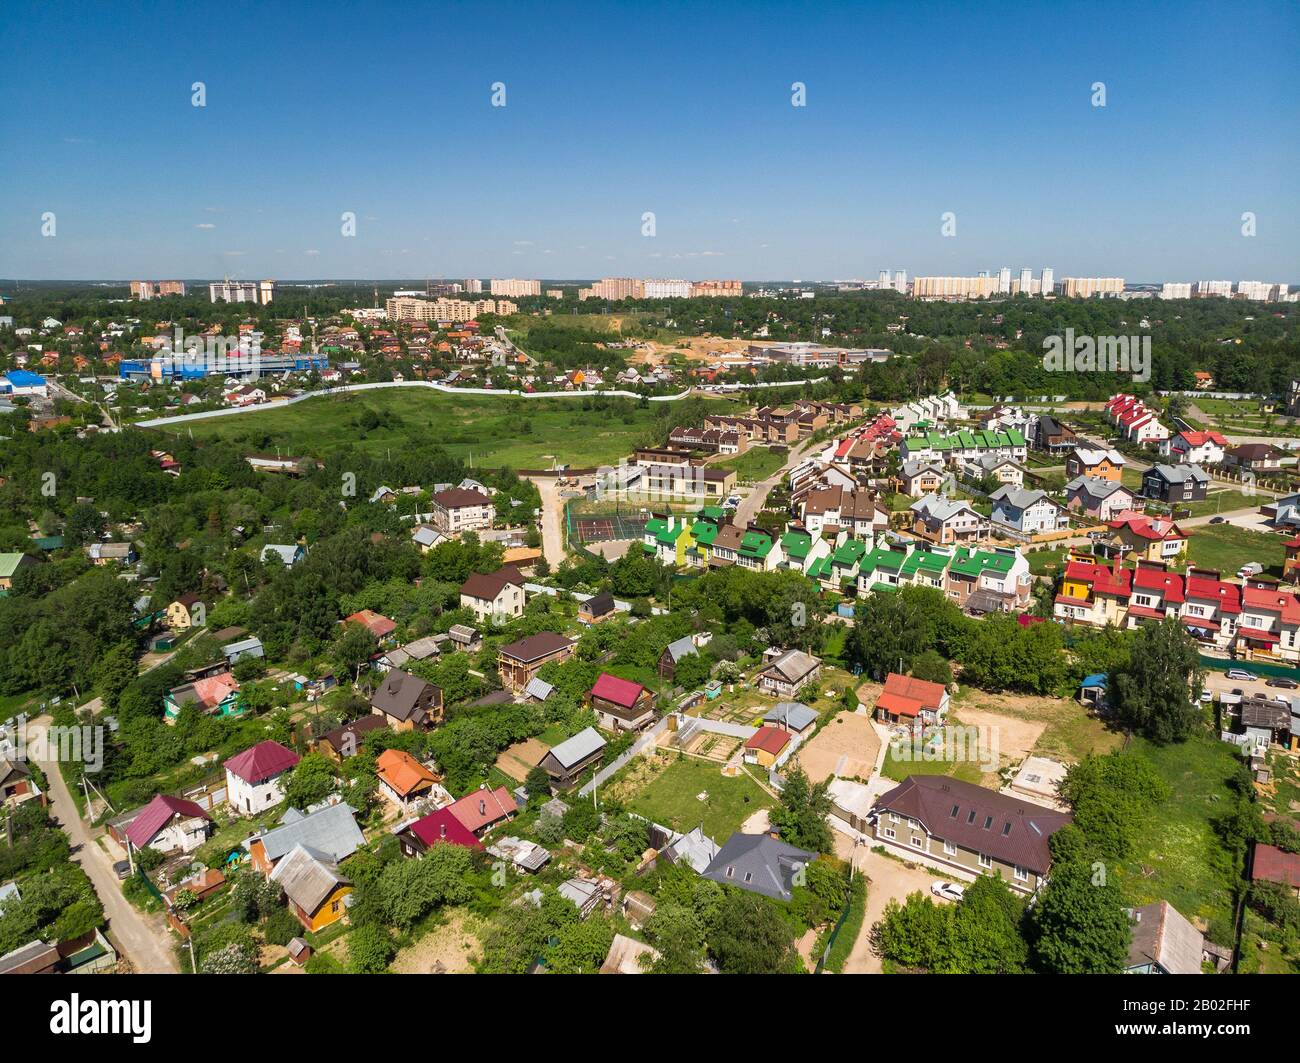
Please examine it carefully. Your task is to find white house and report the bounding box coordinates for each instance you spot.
[1161,430,1228,466]
[223,741,300,816]
[990,486,1070,535]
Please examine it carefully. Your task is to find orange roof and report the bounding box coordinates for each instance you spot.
[882,672,947,711]
[745,726,792,755]
[876,690,924,717]
[376,749,437,798]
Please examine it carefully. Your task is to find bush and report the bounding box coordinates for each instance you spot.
[263,909,302,947]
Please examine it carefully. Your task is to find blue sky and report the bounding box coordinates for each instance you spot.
[2,0,1297,281]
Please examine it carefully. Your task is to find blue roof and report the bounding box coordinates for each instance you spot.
[4,370,46,386]
[1081,673,1108,688]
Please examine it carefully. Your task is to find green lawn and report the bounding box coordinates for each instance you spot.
[1180,489,1261,517]
[0,689,40,724]
[1185,522,1286,577]
[1115,736,1244,927]
[625,755,771,840]
[157,389,726,470]
[715,447,787,483]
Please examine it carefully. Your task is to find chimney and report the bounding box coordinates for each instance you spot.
[440,823,447,839]
[479,800,486,816]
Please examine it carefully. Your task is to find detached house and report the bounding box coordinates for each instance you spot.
[370,668,443,731]
[375,749,439,809]
[270,845,352,932]
[1064,476,1135,522]
[166,593,205,631]
[702,833,815,902]
[588,673,656,731]
[755,648,822,699]
[459,566,525,623]
[431,486,496,535]
[1142,463,1210,504]
[1098,515,1188,564]
[1162,430,1228,466]
[498,631,576,692]
[990,486,1069,535]
[910,494,987,544]
[871,775,1071,894]
[1065,447,1125,482]
[122,794,213,855]
[536,727,607,790]
[397,807,484,857]
[224,740,300,816]
[874,673,950,725]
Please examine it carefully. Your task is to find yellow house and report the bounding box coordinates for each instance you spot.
[744,726,791,768]
[270,845,352,933]
[167,593,204,630]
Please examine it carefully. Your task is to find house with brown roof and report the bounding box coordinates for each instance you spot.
[313,716,387,763]
[1251,842,1300,897]
[459,566,525,623]
[431,486,495,534]
[1125,901,1207,975]
[1225,442,1287,473]
[369,669,443,731]
[498,631,576,692]
[871,775,1071,893]
[755,649,822,699]
[166,592,204,631]
[578,592,617,624]
[588,673,656,731]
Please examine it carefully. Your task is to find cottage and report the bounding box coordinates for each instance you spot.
[122,794,213,855]
[222,636,265,666]
[431,486,495,534]
[261,543,305,567]
[164,671,241,722]
[909,494,987,544]
[397,807,484,857]
[166,593,204,630]
[1142,463,1210,504]
[1065,447,1125,482]
[658,635,699,679]
[497,631,576,692]
[588,673,656,731]
[1064,476,1135,522]
[702,833,816,902]
[86,541,136,565]
[459,567,525,623]
[245,802,366,873]
[0,552,36,591]
[224,740,300,816]
[755,649,822,699]
[1252,843,1300,897]
[343,609,397,642]
[578,592,617,624]
[444,785,517,836]
[0,758,37,805]
[375,749,439,809]
[270,844,352,932]
[874,672,950,725]
[536,726,607,790]
[871,775,1070,893]
[1126,901,1207,975]
[744,726,792,767]
[313,715,387,763]
[370,668,443,731]
[990,486,1069,535]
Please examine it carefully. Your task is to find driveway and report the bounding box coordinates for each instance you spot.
[833,836,943,973]
[31,717,180,973]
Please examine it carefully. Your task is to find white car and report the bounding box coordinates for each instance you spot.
[1226,669,1258,682]
[931,881,965,902]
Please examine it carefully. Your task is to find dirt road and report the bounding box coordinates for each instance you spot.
[32,718,180,973]
[529,476,569,569]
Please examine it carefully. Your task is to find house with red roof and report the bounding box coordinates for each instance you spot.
[1099,515,1188,564]
[444,785,517,836]
[397,807,484,857]
[1251,843,1300,897]
[224,740,300,816]
[1238,579,1300,663]
[743,726,792,767]
[874,672,950,726]
[343,609,398,642]
[122,794,213,855]
[1054,555,1135,627]
[1161,429,1228,466]
[1125,561,1185,626]
[164,671,241,723]
[588,672,656,731]
[1180,568,1242,650]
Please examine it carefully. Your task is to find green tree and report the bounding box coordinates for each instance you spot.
[1109,617,1204,743]
[709,891,801,974]
[769,761,834,853]
[1030,859,1131,973]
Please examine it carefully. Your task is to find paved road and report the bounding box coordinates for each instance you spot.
[32,716,180,973]
[734,438,817,527]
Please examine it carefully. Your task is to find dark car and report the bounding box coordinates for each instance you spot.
[112,860,131,880]
[1266,677,1299,690]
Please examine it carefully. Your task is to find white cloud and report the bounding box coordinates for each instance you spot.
[195,223,216,230]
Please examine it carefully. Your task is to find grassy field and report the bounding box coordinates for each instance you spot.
[1115,736,1244,928]
[715,447,787,483]
[1185,522,1286,576]
[1181,488,1261,517]
[624,754,772,840]
[0,690,40,725]
[156,389,720,469]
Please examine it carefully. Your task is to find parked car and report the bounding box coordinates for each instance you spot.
[1226,669,1258,682]
[931,881,966,902]
[1237,563,1264,578]
[1199,689,1213,703]
[1266,678,1299,689]
[1209,516,1228,525]
[112,860,131,880]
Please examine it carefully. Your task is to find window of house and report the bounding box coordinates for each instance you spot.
[978,853,992,868]
[1014,866,1029,882]
[910,835,923,849]
[882,827,896,840]
[943,841,957,856]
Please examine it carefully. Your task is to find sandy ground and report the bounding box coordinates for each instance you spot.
[588,537,635,560]
[949,706,1046,773]
[834,836,953,974]
[631,336,769,366]
[740,807,771,834]
[495,736,551,782]
[390,910,484,974]
[528,475,568,568]
[797,711,882,784]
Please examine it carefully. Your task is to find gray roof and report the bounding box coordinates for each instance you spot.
[270,845,349,913]
[524,676,554,701]
[370,668,436,723]
[246,802,364,864]
[759,649,821,684]
[662,826,719,874]
[990,485,1056,512]
[910,493,978,523]
[261,544,301,565]
[702,832,815,901]
[222,637,264,658]
[1149,463,1210,485]
[1127,901,1204,975]
[664,635,697,664]
[0,880,19,906]
[763,702,817,731]
[901,458,944,478]
[1065,475,1130,499]
[544,726,606,770]
[0,939,59,974]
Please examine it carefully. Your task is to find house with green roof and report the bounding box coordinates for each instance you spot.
[642,516,693,567]
[0,552,36,592]
[736,529,782,571]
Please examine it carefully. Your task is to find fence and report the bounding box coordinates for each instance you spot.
[579,717,670,798]
[1199,654,1300,681]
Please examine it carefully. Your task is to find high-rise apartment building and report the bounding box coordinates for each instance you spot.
[1019,268,1033,292]
[1062,277,1124,298]
[1194,280,1233,298]
[1236,281,1283,301]
[131,280,186,299]
[1160,282,1193,299]
[643,279,691,299]
[1040,268,1054,295]
[690,279,743,298]
[463,278,483,294]
[489,278,541,297]
[912,276,1000,300]
[210,280,275,304]
[997,267,1011,293]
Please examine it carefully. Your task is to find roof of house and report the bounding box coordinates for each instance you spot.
[1128,901,1205,975]
[269,845,349,913]
[543,727,607,770]
[445,785,517,834]
[882,673,946,710]
[1070,446,1125,466]
[663,635,698,664]
[702,832,816,901]
[224,740,300,785]
[460,567,523,602]
[763,702,818,731]
[990,485,1059,512]
[499,630,574,663]
[874,775,1071,873]
[1149,463,1211,485]
[590,672,647,709]
[406,807,483,850]
[0,939,60,975]
[1252,843,1300,887]
[758,649,821,685]
[248,802,365,864]
[581,592,615,616]
[525,676,554,701]
[345,609,397,639]
[745,726,792,756]
[661,826,719,874]
[319,715,386,754]
[124,793,211,850]
[1065,475,1132,500]
[432,486,493,508]
[370,668,438,723]
[376,749,438,798]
